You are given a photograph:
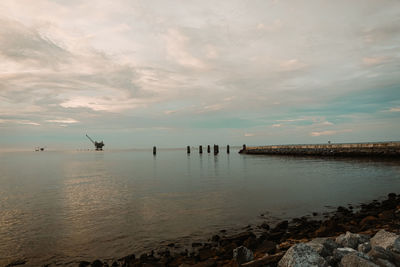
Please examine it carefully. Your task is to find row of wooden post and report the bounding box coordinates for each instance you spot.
[152,145,232,155]
[187,145,227,155]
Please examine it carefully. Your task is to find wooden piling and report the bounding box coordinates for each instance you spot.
[199,145,203,154]
[243,144,246,151]
[207,145,211,153]
[187,146,191,154]
[153,146,156,155]
[214,144,219,155]
[227,145,230,154]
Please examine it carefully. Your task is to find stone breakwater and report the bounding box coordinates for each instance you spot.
[20,193,399,267]
[239,142,400,157]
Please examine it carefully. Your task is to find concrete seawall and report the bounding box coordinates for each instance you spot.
[239,142,400,157]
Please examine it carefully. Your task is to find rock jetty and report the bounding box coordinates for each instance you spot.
[66,193,400,267]
[239,142,400,157]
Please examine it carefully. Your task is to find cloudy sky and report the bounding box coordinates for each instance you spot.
[0,0,399,150]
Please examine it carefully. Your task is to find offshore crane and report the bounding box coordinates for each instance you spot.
[86,134,105,151]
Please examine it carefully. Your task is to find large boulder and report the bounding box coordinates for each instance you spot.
[278,243,328,267]
[306,238,338,257]
[341,253,379,267]
[233,246,254,264]
[368,246,395,262]
[370,230,400,250]
[335,231,370,249]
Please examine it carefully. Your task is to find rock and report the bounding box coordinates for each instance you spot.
[211,234,220,242]
[274,220,289,231]
[191,259,217,267]
[358,242,372,254]
[78,261,90,267]
[260,222,270,230]
[341,253,379,267]
[255,240,276,255]
[91,260,103,267]
[198,247,216,261]
[5,260,27,267]
[368,246,395,263]
[192,242,203,247]
[306,238,338,257]
[360,216,378,228]
[370,230,400,249]
[233,246,254,264]
[379,210,395,220]
[221,232,255,246]
[333,247,358,262]
[335,231,370,249]
[242,252,285,267]
[388,238,400,253]
[243,236,258,250]
[374,259,396,267]
[277,243,328,267]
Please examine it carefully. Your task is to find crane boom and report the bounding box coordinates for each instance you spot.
[86,134,95,145]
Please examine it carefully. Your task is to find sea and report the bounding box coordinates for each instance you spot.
[1,148,400,266]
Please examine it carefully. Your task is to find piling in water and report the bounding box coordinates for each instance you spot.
[153,146,156,155]
[187,146,191,154]
[227,145,230,154]
[199,145,203,154]
[214,144,219,155]
[207,145,211,153]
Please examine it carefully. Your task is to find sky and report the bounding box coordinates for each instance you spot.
[0,0,399,150]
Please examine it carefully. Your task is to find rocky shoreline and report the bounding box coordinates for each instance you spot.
[6,193,400,267]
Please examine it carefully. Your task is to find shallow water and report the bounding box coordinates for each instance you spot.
[0,149,400,265]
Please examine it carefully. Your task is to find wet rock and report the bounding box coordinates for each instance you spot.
[91,259,103,267]
[370,230,400,250]
[242,252,285,267]
[273,220,288,231]
[78,261,90,267]
[221,232,255,247]
[306,237,338,257]
[360,216,378,228]
[278,243,328,267]
[198,247,216,261]
[192,242,203,247]
[5,260,27,267]
[233,246,254,264]
[341,253,379,267]
[211,234,220,242]
[358,241,372,254]
[255,240,276,255]
[335,231,370,249]
[260,222,270,230]
[167,243,175,247]
[379,210,395,220]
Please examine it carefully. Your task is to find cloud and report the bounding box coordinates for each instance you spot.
[310,129,352,137]
[46,118,79,124]
[363,57,387,66]
[0,119,40,126]
[164,28,207,69]
[244,133,255,137]
[388,107,400,112]
[272,124,281,128]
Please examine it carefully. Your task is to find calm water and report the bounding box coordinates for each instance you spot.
[1,149,400,266]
